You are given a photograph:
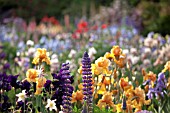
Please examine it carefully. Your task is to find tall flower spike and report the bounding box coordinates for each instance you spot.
[61,63,73,113]
[82,52,93,113]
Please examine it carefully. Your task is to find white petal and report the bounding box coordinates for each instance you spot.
[49,108,52,111]
[47,99,51,103]
[16,94,20,97]
[52,99,56,103]
[45,105,49,108]
[52,106,57,111]
[17,98,22,102]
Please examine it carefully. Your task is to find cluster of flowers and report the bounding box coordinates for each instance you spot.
[1,20,170,78]
[1,43,170,113]
[0,48,74,113]
[74,45,170,113]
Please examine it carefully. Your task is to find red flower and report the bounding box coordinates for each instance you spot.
[77,20,88,33]
[41,16,60,25]
[78,21,87,29]
[49,17,59,25]
[72,32,80,39]
[41,16,49,22]
[101,24,107,29]
[76,29,82,34]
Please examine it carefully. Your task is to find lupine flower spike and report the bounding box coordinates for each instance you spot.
[61,63,74,113]
[82,52,93,113]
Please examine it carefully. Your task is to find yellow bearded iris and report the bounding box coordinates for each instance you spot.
[32,48,51,65]
[35,77,47,95]
[97,92,116,110]
[111,46,122,57]
[72,90,84,103]
[26,69,38,82]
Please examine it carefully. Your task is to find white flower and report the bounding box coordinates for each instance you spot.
[143,59,151,66]
[16,90,27,102]
[59,111,64,113]
[26,40,34,46]
[51,54,58,59]
[130,48,137,55]
[51,54,59,64]
[144,47,151,55]
[88,47,97,57]
[144,37,152,47]
[130,56,140,65]
[28,47,36,56]
[151,39,158,47]
[16,51,20,56]
[68,49,77,58]
[45,99,57,111]
[122,49,129,55]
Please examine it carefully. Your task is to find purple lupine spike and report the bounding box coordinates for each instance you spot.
[82,52,93,113]
[61,63,73,113]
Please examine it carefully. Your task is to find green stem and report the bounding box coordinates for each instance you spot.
[14,89,16,110]
[24,101,25,113]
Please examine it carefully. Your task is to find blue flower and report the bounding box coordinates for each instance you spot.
[147,72,167,99]
[3,63,10,70]
[82,51,93,112]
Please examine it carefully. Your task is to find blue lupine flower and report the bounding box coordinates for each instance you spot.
[51,63,74,111]
[61,63,73,113]
[82,52,93,113]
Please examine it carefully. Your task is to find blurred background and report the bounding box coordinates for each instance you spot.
[0,0,170,36]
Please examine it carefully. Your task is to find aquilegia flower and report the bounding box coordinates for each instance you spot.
[16,90,27,102]
[45,99,57,111]
[82,52,93,113]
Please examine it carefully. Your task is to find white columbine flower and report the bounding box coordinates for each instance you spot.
[16,90,27,102]
[46,99,57,111]
[26,40,34,46]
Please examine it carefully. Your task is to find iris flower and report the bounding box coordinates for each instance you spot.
[32,48,51,65]
[97,92,116,110]
[26,69,38,82]
[72,90,84,103]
